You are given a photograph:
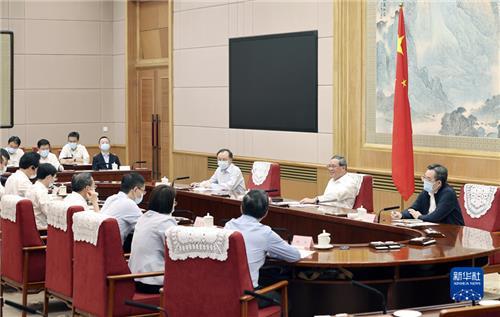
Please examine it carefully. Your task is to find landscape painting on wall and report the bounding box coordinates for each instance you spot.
[366,0,499,152]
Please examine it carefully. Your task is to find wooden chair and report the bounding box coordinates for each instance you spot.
[353,174,374,213]
[247,162,281,197]
[0,196,46,317]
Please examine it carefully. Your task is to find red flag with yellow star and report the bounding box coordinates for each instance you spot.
[392,6,414,201]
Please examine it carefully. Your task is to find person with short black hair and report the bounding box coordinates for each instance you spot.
[225,190,300,299]
[0,148,10,198]
[300,155,359,208]
[25,163,58,229]
[59,131,90,165]
[392,164,464,225]
[92,136,121,170]
[5,135,24,167]
[4,152,40,197]
[37,139,63,171]
[101,173,145,244]
[129,185,177,294]
[64,172,99,211]
[191,148,246,194]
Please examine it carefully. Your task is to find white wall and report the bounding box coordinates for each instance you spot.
[0,0,126,148]
[173,0,333,164]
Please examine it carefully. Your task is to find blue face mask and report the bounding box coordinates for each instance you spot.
[69,142,78,150]
[6,147,17,155]
[423,179,434,193]
[40,149,50,158]
[100,143,110,152]
[218,160,229,170]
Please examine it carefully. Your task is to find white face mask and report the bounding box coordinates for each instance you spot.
[40,149,50,158]
[29,172,37,180]
[134,192,143,205]
[6,147,17,155]
[100,143,110,152]
[217,160,230,170]
[69,142,78,150]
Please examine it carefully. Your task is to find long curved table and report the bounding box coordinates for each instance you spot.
[91,183,500,316]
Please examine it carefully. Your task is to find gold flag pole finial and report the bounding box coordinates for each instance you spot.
[399,2,403,7]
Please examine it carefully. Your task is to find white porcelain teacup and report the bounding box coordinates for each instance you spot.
[317,230,331,246]
[203,213,214,227]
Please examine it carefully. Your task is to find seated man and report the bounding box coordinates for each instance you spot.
[25,163,58,230]
[392,164,464,225]
[64,172,99,212]
[224,190,300,306]
[5,135,24,167]
[0,148,10,198]
[59,131,90,164]
[92,136,121,170]
[192,148,246,194]
[4,152,40,197]
[37,139,63,171]
[101,173,145,245]
[300,155,358,208]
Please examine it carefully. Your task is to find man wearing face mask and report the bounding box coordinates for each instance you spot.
[64,172,100,212]
[4,152,40,197]
[5,136,24,167]
[37,139,63,171]
[25,163,58,230]
[192,148,246,195]
[0,148,11,199]
[59,131,90,165]
[101,173,145,246]
[92,136,121,170]
[392,164,464,225]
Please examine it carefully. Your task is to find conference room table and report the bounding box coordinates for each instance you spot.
[85,182,500,316]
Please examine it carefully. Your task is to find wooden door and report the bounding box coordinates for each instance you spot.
[138,69,155,172]
[156,68,170,178]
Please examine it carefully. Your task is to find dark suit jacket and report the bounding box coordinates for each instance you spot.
[92,153,121,170]
[402,184,464,225]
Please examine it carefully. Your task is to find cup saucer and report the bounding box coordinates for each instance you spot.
[313,244,334,250]
[393,310,422,317]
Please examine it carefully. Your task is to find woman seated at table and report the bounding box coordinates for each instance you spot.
[128,184,177,294]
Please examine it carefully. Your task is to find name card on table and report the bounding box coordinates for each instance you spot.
[292,235,314,250]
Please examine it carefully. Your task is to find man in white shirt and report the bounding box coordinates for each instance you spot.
[64,172,99,211]
[5,136,24,167]
[59,131,90,165]
[0,148,10,199]
[4,152,40,197]
[37,139,63,171]
[192,148,246,194]
[25,163,58,230]
[101,173,145,245]
[300,155,358,209]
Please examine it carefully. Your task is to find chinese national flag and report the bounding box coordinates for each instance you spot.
[392,6,414,201]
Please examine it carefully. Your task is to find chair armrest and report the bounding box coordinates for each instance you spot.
[107,271,164,281]
[240,280,288,302]
[22,245,46,252]
[40,236,47,241]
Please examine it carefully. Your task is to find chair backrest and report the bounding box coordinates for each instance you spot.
[164,231,258,317]
[45,205,84,298]
[73,218,135,317]
[353,175,374,213]
[1,199,45,283]
[459,185,500,232]
[247,162,281,197]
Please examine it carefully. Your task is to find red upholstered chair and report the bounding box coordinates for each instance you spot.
[459,184,500,273]
[163,229,287,317]
[353,174,374,213]
[73,216,162,317]
[247,162,281,197]
[43,204,85,314]
[0,197,46,317]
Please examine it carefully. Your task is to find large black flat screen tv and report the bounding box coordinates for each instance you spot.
[229,31,318,133]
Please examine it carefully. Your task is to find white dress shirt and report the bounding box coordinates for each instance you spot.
[4,169,33,197]
[0,183,4,200]
[225,214,301,288]
[6,148,24,167]
[129,210,177,285]
[208,163,246,195]
[40,152,63,171]
[101,191,143,244]
[317,173,359,209]
[59,144,90,164]
[25,181,51,229]
[64,192,89,209]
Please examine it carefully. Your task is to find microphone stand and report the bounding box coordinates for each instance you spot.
[171,176,190,189]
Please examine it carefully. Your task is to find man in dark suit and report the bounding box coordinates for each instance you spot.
[392,164,464,225]
[92,136,121,170]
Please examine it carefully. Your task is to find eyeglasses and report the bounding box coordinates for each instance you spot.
[326,164,340,169]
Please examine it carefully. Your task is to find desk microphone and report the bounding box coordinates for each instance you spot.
[351,280,387,314]
[172,176,190,188]
[243,290,281,306]
[376,206,400,223]
[264,189,278,193]
[316,198,338,206]
[5,300,43,316]
[132,160,147,169]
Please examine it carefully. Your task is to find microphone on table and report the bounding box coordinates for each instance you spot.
[171,176,190,188]
[264,189,278,193]
[350,280,387,315]
[243,290,281,306]
[132,161,147,169]
[376,205,400,223]
[315,198,338,206]
[124,300,167,315]
[264,189,283,202]
[5,300,44,316]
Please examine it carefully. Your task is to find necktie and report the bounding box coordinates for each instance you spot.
[428,193,436,213]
